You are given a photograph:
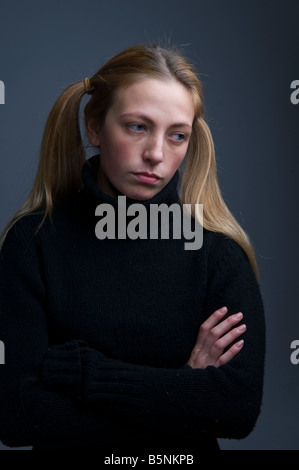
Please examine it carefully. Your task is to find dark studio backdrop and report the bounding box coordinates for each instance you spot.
[0,0,298,451]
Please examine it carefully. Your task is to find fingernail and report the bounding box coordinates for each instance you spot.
[236,339,244,348]
[238,324,246,332]
[235,312,243,319]
[220,307,227,314]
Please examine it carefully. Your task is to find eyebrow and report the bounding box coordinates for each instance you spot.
[119,113,193,130]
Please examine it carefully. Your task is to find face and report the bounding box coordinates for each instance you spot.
[87,78,195,200]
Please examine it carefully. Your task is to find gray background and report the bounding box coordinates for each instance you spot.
[0,0,298,451]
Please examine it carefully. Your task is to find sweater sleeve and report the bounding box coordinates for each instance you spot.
[41,236,266,440]
[0,223,141,448]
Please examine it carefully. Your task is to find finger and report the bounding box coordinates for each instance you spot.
[191,322,245,365]
[198,312,244,354]
[212,312,244,340]
[196,306,228,343]
[215,339,244,367]
[209,323,246,360]
[188,332,245,369]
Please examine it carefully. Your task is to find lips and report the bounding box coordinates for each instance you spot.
[133,172,161,185]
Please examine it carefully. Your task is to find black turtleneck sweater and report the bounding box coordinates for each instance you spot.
[0,157,265,453]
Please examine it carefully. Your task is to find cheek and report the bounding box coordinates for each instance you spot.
[169,148,187,171]
[100,135,130,173]
[110,145,133,173]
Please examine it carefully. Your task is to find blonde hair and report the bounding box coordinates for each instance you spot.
[1,44,259,278]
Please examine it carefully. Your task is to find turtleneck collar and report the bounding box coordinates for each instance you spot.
[81,155,180,208]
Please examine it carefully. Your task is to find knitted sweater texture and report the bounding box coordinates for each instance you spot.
[0,158,265,452]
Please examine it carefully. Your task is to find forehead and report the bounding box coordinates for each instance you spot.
[110,78,195,124]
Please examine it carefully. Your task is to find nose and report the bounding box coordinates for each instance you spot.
[142,134,164,165]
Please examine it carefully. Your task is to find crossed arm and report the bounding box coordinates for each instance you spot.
[0,224,265,448]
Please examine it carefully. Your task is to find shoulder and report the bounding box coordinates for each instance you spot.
[202,231,263,315]
[2,191,81,244]
[203,229,245,260]
[202,229,254,280]
[0,211,47,260]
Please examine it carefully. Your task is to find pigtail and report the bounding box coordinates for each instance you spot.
[181,117,259,279]
[35,81,87,212]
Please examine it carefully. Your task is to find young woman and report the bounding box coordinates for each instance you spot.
[0,44,265,452]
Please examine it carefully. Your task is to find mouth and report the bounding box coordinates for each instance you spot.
[132,172,161,185]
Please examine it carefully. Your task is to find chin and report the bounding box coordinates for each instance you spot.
[125,189,159,201]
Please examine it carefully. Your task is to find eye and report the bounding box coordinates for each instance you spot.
[128,123,145,133]
[171,133,186,142]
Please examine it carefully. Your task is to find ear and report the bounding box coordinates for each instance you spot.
[86,118,101,147]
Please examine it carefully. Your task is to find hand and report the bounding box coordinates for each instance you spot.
[187,306,246,369]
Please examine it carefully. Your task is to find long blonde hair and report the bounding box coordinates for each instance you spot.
[1,44,259,278]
